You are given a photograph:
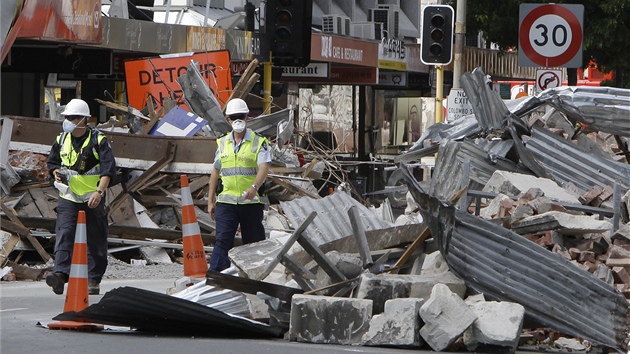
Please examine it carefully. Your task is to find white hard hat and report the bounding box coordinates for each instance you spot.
[225,98,249,116]
[61,98,91,117]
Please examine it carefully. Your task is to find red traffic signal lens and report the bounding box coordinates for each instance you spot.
[431,28,444,42]
[276,9,292,23]
[431,14,445,27]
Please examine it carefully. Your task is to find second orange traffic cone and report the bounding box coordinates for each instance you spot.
[180,174,208,278]
[49,211,103,331]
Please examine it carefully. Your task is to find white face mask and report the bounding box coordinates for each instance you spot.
[62,117,84,133]
[231,119,246,134]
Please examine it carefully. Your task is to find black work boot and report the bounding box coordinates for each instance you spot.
[88,282,100,295]
[45,272,68,295]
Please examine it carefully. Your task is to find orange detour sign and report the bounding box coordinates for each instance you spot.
[180,174,208,278]
[49,211,103,331]
[124,50,233,111]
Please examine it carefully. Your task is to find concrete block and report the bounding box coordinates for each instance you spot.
[289,294,372,345]
[355,271,466,314]
[420,251,450,276]
[139,246,172,265]
[419,284,477,351]
[463,301,525,352]
[480,193,512,219]
[511,211,612,236]
[483,170,580,204]
[362,298,425,347]
[314,251,363,288]
[228,236,302,280]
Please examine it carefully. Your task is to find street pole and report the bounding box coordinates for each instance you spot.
[263,58,272,114]
[435,65,444,123]
[453,0,466,89]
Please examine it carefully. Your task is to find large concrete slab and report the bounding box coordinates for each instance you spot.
[483,170,580,204]
[289,294,372,345]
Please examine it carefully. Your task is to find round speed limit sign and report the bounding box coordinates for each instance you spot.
[518,4,584,67]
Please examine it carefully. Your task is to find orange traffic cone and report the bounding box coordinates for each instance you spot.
[49,211,103,331]
[180,174,208,278]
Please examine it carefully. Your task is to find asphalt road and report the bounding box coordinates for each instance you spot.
[0,278,422,354]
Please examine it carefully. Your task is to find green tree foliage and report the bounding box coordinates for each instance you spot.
[464,0,630,87]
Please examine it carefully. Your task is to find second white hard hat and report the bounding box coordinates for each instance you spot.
[61,99,91,117]
[225,98,249,116]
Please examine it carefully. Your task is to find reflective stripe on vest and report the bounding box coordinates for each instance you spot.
[57,130,103,202]
[217,130,265,205]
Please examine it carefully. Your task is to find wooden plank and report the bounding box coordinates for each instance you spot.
[268,176,321,199]
[15,191,42,218]
[108,141,177,214]
[6,261,46,281]
[281,254,316,291]
[0,233,20,267]
[28,187,57,219]
[205,269,303,302]
[296,231,347,284]
[140,96,162,135]
[107,237,213,252]
[256,211,317,281]
[3,215,220,245]
[108,194,141,228]
[6,116,217,166]
[0,202,51,262]
[127,141,177,192]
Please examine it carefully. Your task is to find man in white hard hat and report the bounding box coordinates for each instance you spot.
[207,98,271,271]
[46,98,117,295]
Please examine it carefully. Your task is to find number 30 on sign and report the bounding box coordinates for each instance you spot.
[518,4,584,68]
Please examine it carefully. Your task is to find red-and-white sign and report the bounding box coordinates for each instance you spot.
[535,69,563,93]
[518,4,584,67]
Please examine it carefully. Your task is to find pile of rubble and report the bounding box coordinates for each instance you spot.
[1,67,630,353]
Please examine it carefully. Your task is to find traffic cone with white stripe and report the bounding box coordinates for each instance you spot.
[49,211,103,331]
[181,174,208,278]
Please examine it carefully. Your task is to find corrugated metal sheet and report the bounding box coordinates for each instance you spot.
[524,125,630,194]
[511,86,630,137]
[428,139,519,202]
[279,192,393,246]
[461,68,510,131]
[401,168,629,352]
[53,286,284,337]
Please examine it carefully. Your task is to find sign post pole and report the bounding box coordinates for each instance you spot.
[435,65,444,124]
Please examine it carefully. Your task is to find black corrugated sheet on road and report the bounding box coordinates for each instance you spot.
[52,287,284,338]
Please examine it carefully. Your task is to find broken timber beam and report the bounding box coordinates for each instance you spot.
[256,211,317,281]
[0,201,51,262]
[206,269,303,302]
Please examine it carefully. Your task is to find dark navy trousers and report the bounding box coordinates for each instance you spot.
[209,202,265,272]
[54,197,109,284]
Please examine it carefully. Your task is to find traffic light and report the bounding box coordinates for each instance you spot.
[421,5,454,65]
[266,0,313,67]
